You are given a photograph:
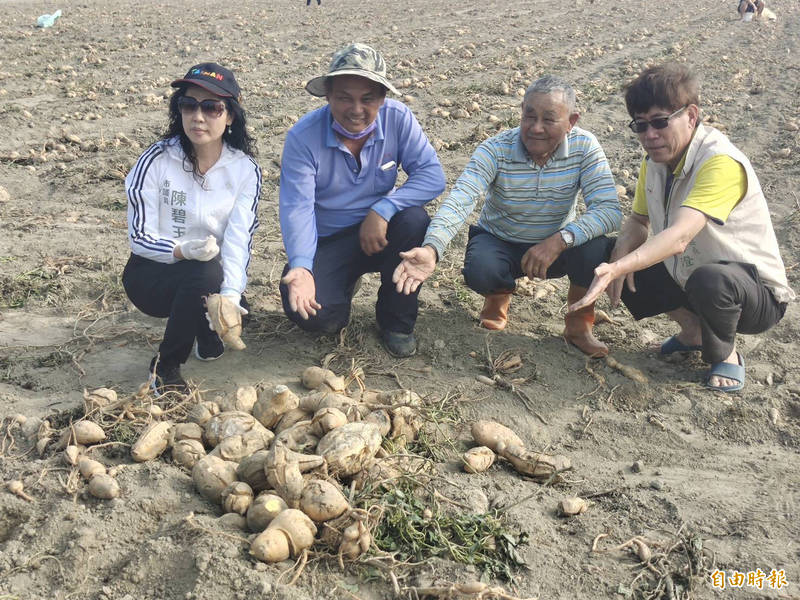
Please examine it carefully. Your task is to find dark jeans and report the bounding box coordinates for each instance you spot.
[122,253,222,367]
[280,206,430,335]
[596,237,788,364]
[461,225,611,294]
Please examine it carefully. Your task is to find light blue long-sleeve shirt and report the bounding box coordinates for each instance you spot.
[422,126,622,258]
[279,98,446,271]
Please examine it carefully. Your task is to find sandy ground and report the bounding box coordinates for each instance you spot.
[1,0,799,598]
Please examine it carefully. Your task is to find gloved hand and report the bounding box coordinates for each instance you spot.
[204,290,248,335]
[220,289,248,315]
[177,236,219,262]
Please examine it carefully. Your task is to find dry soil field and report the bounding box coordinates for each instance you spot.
[1,0,799,599]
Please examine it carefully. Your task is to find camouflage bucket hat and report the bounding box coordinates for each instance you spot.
[305,43,399,97]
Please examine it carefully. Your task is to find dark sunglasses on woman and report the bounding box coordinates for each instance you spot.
[177,96,227,119]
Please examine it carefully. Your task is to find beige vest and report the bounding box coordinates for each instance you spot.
[644,124,795,303]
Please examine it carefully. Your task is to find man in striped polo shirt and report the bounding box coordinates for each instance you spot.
[393,75,622,356]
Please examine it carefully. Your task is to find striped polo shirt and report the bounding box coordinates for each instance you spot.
[423,126,621,258]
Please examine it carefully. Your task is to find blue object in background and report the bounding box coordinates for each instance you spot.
[36,9,62,28]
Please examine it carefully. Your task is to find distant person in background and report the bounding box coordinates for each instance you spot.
[570,63,794,392]
[123,63,260,395]
[738,0,765,19]
[279,43,445,358]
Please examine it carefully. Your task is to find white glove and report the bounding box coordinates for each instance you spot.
[178,236,219,262]
[220,289,248,315]
[205,291,248,333]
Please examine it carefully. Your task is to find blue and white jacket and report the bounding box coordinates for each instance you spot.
[125,136,261,296]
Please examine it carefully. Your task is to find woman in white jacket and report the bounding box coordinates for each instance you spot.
[123,62,261,394]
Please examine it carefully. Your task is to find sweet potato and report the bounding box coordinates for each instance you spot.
[471,420,524,454]
[299,479,350,522]
[186,401,220,426]
[498,443,571,482]
[462,446,495,473]
[83,388,117,412]
[274,420,319,453]
[170,422,204,445]
[236,450,270,493]
[221,481,254,515]
[310,407,347,437]
[316,422,382,477]
[88,474,119,499]
[204,411,267,447]
[300,366,335,390]
[264,442,316,508]
[558,497,588,517]
[209,429,272,462]
[78,456,106,480]
[172,439,206,469]
[252,384,300,429]
[70,421,106,445]
[192,455,238,504]
[363,409,392,436]
[130,421,173,462]
[273,407,313,434]
[247,492,288,532]
[339,520,371,560]
[250,509,317,563]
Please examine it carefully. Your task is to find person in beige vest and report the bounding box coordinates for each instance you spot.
[570,63,794,392]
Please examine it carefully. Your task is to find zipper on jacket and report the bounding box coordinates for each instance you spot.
[663,172,680,281]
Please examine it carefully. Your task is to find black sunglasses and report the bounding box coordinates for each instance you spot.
[628,105,688,133]
[177,96,227,119]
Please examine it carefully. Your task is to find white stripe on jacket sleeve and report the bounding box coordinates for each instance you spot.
[126,143,178,262]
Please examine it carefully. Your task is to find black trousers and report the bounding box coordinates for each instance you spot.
[280,206,430,335]
[122,253,222,367]
[461,225,612,294]
[594,238,788,364]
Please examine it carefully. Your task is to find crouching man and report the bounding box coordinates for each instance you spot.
[279,43,446,357]
[394,75,621,355]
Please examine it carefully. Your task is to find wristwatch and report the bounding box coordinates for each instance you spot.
[559,229,575,248]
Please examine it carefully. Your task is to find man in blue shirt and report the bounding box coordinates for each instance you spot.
[279,43,446,357]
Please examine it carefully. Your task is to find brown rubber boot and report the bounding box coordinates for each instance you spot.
[479,292,513,331]
[563,284,608,356]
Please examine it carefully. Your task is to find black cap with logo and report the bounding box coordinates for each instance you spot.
[171,62,241,100]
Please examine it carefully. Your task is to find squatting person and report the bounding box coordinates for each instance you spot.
[393,75,622,356]
[569,63,794,392]
[123,63,260,394]
[278,43,445,357]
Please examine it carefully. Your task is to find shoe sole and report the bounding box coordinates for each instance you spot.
[380,338,417,358]
[150,378,191,398]
[382,345,417,358]
[194,341,224,362]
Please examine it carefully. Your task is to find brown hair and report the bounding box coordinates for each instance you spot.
[624,63,699,118]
